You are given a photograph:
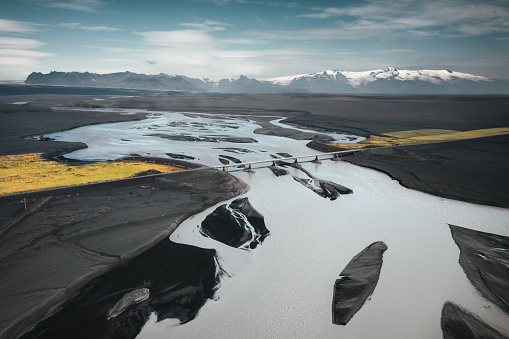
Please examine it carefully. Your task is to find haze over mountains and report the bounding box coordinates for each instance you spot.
[24,68,509,95]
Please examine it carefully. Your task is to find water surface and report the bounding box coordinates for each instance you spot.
[42,109,509,338]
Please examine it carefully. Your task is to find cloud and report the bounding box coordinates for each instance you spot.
[26,0,106,12]
[0,49,55,58]
[372,49,416,55]
[0,37,45,49]
[0,19,38,34]
[80,45,133,54]
[193,0,230,5]
[295,0,509,38]
[244,27,363,40]
[180,20,231,31]
[60,23,121,32]
[298,7,344,19]
[0,48,56,79]
[0,19,54,79]
[137,30,215,47]
[193,0,281,5]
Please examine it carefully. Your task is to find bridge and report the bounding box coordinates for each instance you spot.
[212,148,364,171]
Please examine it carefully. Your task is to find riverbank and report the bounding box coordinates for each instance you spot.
[59,93,507,208]
[307,135,509,208]
[3,94,507,207]
[0,166,248,339]
[0,103,249,338]
[1,93,508,337]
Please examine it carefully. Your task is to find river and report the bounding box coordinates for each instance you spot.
[43,109,509,338]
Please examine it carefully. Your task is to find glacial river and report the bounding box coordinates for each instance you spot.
[44,109,509,338]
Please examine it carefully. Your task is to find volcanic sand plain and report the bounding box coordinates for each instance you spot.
[0,93,508,337]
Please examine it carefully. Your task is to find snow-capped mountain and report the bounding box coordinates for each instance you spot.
[24,68,507,94]
[263,68,495,94]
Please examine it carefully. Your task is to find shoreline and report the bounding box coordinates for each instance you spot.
[1,93,508,337]
[0,166,249,339]
[339,135,509,208]
[0,102,251,338]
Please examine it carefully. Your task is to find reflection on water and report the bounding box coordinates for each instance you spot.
[41,109,509,338]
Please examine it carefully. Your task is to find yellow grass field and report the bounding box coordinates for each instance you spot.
[0,153,186,195]
[328,127,509,150]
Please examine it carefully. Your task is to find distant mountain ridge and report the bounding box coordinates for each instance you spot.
[25,68,508,94]
[25,71,199,92]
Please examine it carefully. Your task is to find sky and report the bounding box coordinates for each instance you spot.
[1,0,509,80]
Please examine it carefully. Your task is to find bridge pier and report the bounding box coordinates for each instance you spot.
[331,153,341,161]
[243,163,255,173]
[311,156,322,164]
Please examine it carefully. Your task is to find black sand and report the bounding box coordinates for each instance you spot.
[291,163,353,200]
[0,102,148,157]
[1,93,508,336]
[441,302,507,339]
[332,241,387,325]
[0,102,249,338]
[30,93,508,207]
[20,239,219,339]
[449,225,509,314]
[339,135,509,208]
[0,168,248,338]
[200,197,269,249]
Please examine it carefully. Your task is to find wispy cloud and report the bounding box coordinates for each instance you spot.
[0,49,55,58]
[0,46,55,80]
[193,0,281,6]
[0,37,45,49]
[180,20,231,32]
[372,48,416,55]
[60,23,121,32]
[295,0,509,38]
[298,7,343,19]
[0,19,39,34]
[25,0,107,12]
[137,30,216,47]
[80,45,133,54]
[244,27,363,40]
[0,19,54,79]
[193,0,230,5]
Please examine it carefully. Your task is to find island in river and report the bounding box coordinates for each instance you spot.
[0,92,508,338]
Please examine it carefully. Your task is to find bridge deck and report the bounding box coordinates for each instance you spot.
[212,149,363,169]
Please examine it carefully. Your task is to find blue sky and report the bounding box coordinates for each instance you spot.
[1,0,508,80]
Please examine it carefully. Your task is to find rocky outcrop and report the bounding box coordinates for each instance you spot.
[200,197,269,249]
[332,241,387,325]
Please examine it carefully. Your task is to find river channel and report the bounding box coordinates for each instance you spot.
[43,109,509,338]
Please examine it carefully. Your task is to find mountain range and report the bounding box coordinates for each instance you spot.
[25,68,509,94]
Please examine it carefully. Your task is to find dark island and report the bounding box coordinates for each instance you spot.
[1,91,508,338]
[332,241,387,325]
